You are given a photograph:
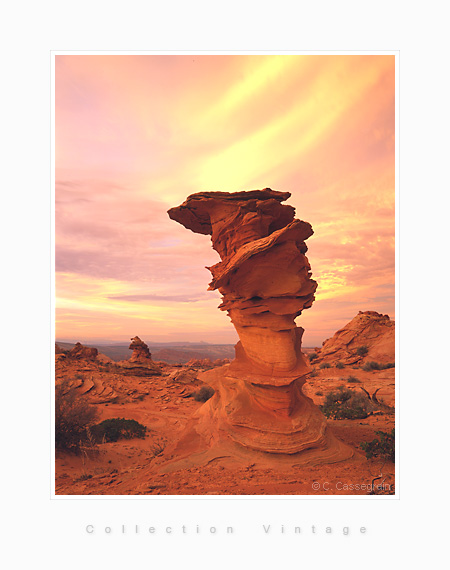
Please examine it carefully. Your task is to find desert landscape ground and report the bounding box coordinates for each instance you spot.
[55,309,394,496]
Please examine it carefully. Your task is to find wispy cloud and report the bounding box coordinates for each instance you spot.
[56,55,394,343]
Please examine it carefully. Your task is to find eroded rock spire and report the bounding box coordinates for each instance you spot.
[165,189,352,465]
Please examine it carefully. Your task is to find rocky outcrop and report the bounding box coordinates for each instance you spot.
[315,311,395,365]
[117,336,161,376]
[68,342,98,361]
[165,188,352,467]
[128,336,152,362]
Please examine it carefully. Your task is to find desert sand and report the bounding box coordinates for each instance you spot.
[55,330,394,495]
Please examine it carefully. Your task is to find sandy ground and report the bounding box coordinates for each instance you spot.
[55,360,395,496]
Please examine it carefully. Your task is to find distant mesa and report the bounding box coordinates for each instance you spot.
[185,357,231,368]
[314,311,395,365]
[164,188,353,468]
[186,357,213,367]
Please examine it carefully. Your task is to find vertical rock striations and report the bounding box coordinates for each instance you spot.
[166,189,352,466]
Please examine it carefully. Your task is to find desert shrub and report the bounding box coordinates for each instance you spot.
[362,361,395,371]
[55,381,99,453]
[315,391,323,396]
[90,418,147,443]
[319,362,331,369]
[356,345,369,357]
[336,361,345,369]
[360,428,395,463]
[347,375,361,383]
[149,437,166,458]
[309,353,319,362]
[321,387,372,420]
[309,368,318,377]
[192,385,215,402]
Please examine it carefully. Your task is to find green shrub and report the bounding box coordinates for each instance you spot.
[90,418,147,443]
[55,380,99,453]
[309,353,319,362]
[321,387,372,420]
[192,385,215,402]
[356,345,369,357]
[360,428,395,463]
[336,361,345,369]
[319,362,331,369]
[309,368,318,377]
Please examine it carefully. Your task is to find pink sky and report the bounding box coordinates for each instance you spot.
[55,54,395,346]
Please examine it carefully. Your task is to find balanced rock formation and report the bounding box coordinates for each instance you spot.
[129,336,152,362]
[165,189,352,467]
[117,336,161,376]
[315,311,395,365]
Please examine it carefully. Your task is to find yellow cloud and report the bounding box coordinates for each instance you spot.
[193,57,388,190]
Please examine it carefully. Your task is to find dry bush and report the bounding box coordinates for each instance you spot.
[321,386,373,420]
[192,385,215,402]
[150,437,166,458]
[362,361,395,371]
[55,380,99,453]
[90,418,147,442]
[356,345,369,357]
[346,375,361,383]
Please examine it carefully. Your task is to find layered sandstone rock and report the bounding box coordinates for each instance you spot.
[129,336,153,362]
[166,189,352,466]
[315,311,395,365]
[117,336,161,376]
[68,342,98,361]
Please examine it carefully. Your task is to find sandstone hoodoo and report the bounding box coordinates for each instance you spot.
[166,188,352,466]
[129,336,153,362]
[117,335,161,376]
[68,342,98,361]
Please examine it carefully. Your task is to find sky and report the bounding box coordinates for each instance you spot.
[55,54,395,346]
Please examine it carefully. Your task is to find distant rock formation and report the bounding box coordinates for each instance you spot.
[315,311,395,365]
[186,357,212,367]
[166,189,352,467]
[68,342,98,361]
[116,336,161,376]
[129,336,152,362]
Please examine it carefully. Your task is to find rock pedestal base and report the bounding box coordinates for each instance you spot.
[158,364,354,473]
